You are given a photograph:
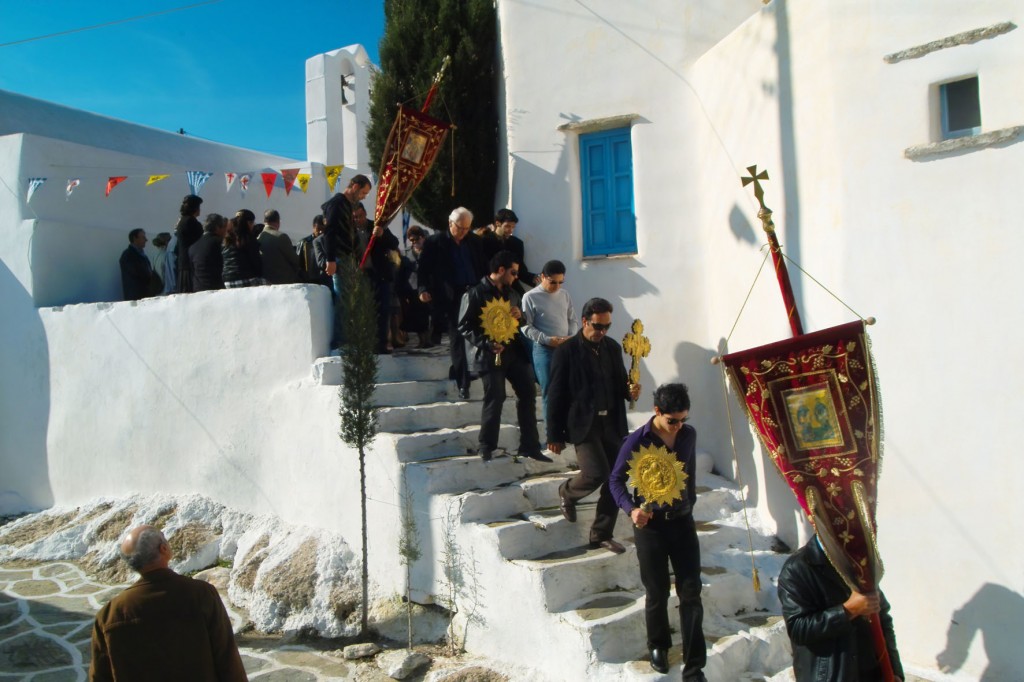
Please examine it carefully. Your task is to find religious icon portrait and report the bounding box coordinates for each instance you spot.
[400,132,428,164]
[769,369,857,462]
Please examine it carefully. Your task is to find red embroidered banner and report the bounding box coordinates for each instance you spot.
[722,320,884,592]
[374,106,450,227]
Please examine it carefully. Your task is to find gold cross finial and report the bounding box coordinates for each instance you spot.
[623,319,650,408]
[741,165,771,212]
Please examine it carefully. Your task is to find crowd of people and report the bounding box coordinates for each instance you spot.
[112,180,904,682]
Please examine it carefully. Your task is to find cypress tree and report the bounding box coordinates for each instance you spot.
[368,0,498,230]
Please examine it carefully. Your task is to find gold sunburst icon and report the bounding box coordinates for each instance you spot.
[626,443,688,507]
[480,297,518,345]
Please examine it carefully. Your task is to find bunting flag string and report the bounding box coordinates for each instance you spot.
[225,172,237,192]
[239,173,251,198]
[261,172,277,198]
[296,173,311,194]
[105,176,127,197]
[186,171,212,196]
[281,169,299,196]
[26,177,46,203]
[147,174,170,186]
[324,165,342,192]
[66,178,80,200]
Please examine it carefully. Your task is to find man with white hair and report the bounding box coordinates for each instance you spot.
[418,207,487,399]
[89,525,246,682]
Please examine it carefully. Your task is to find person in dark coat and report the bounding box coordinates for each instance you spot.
[297,215,330,287]
[396,225,432,347]
[457,250,547,462]
[353,202,400,353]
[89,525,246,682]
[190,214,227,292]
[778,536,905,682]
[547,297,640,554]
[174,194,203,293]
[222,209,264,288]
[321,175,372,290]
[480,208,539,295]
[417,207,487,398]
[119,228,153,301]
[257,209,302,284]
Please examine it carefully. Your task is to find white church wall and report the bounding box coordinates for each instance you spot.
[499,0,1023,677]
[305,45,373,171]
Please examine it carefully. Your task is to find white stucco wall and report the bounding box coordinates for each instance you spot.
[305,45,374,169]
[497,1,1024,678]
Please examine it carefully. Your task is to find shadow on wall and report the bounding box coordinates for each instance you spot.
[0,259,52,513]
[936,583,1024,680]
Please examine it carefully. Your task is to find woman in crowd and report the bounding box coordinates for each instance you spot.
[174,194,203,293]
[221,209,265,288]
[190,214,227,292]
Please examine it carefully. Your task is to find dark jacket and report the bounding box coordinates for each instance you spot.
[221,239,262,283]
[356,222,400,283]
[778,538,904,682]
[90,568,247,682]
[119,245,153,301]
[457,276,528,375]
[174,215,203,293]
[417,229,487,306]
[189,233,225,291]
[546,331,630,444]
[481,232,536,292]
[321,193,355,260]
[257,228,302,284]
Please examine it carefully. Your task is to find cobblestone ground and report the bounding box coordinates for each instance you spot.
[0,561,423,681]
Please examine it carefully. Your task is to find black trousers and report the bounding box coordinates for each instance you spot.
[438,288,472,390]
[559,415,622,543]
[634,513,706,678]
[479,351,540,454]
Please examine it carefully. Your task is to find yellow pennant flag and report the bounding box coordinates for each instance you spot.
[324,165,343,192]
[147,174,170,186]
[297,173,311,194]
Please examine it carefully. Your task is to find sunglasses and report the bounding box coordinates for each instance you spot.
[588,321,611,332]
[665,416,689,426]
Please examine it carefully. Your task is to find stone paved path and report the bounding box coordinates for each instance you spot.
[0,561,406,681]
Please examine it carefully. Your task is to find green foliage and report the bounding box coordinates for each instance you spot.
[368,0,498,230]
[338,258,379,450]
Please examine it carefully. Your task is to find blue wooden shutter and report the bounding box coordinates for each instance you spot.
[580,128,636,257]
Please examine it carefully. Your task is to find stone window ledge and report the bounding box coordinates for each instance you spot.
[904,125,1024,161]
[557,114,640,134]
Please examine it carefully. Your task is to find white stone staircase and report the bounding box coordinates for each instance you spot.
[312,346,795,680]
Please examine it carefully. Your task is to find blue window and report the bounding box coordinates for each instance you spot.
[579,128,636,257]
[940,76,981,140]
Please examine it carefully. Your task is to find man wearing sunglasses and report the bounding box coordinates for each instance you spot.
[609,383,707,680]
[520,259,578,415]
[547,297,641,554]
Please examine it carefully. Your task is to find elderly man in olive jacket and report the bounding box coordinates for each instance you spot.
[89,525,246,682]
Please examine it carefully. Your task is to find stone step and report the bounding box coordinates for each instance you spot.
[377,399,542,433]
[487,502,634,561]
[512,543,643,611]
[312,352,450,386]
[383,424,530,462]
[560,590,648,664]
[405,451,576,496]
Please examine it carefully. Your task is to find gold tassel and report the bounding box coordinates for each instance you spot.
[752,567,762,592]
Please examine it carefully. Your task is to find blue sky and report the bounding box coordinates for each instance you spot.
[0,1,385,160]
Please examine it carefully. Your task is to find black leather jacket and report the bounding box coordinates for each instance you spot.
[778,538,904,682]
[457,276,527,375]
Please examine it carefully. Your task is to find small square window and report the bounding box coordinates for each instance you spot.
[940,76,981,140]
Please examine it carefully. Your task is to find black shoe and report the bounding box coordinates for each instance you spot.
[683,674,707,682]
[458,386,471,400]
[479,448,493,462]
[649,647,669,674]
[590,538,626,554]
[559,488,576,523]
[519,450,553,463]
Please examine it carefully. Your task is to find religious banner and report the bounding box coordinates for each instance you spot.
[66,178,80,200]
[261,172,277,197]
[722,320,883,592]
[26,177,46,203]
[281,169,299,196]
[225,172,237,192]
[147,175,170,186]
[374,105,450,228]
[105,176,127,197]
[296,172,311,194]
[239,173,252,198]
[324,165,342,193]
[186,171,212,196]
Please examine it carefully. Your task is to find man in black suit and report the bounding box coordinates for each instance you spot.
[119,228,153,301]
[417,207,486,399]
[546,297,640,554]
[481,208,538,295]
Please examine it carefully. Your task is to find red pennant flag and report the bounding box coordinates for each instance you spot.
[106,176,127,197]
[281,168,299,196]
[261,172,277,198]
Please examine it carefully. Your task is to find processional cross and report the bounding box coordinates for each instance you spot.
[622,319,650,409]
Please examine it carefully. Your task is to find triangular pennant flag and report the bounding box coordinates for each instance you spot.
[296,173,311,194]
[261,171,278,198]
[324,165,343,192]
[26,177,46,203]
[281,169,299,196]
[146,174,170,186]
[66,178,80,200]
[106,176,127,197]
[186,171,212,196]
[225,172,237,192]
[239,173,252,198]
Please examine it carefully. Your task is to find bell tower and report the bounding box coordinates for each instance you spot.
[305,44,372,171]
